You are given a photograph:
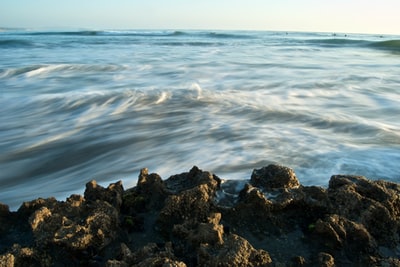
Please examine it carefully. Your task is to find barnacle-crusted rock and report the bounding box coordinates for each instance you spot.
[157,166,221,237]
[198,234,272,267]
[328,175,400,247]
[85,180,124,209]
[0,253,14,267]
[313,214,376,255]
[0,165,399,266]
[250,164,300,190]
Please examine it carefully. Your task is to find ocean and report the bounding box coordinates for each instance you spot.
[1,29,399,210]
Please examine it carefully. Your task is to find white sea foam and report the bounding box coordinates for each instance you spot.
[190,83,203,99]
[25,64,67,77]
[155,91,171,104]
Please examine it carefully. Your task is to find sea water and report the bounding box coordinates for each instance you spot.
[1,29,399,209]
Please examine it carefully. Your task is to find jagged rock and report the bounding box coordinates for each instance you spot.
[197,234,272,266]
[313,214,376,255]
[157,167,221,238]
[26,195,119,252]
[133,257,187,267]
[0,203,9,216]
[165,166,221,194]
[128,242,185,267]
[1,165,400,266]
[160,184,215,223]
[316,252,335,267]
[0,245,48,267]
[250,164,300,190]
[106,259,129,267]
[328,175,400,247]
[17,197,58,218]
[0,203,11,237]
[0,253,14,267]
[137,168,168,209]
[84,180,124,209]
[172,212,224,249]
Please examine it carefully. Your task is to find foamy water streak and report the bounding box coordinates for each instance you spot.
[1,29,399,210]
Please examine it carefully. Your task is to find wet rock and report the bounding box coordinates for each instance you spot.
[328,175,400,247]
[157,167,221,238]
[250,164,300,190]
[1,165,400,266]
[164,166,221,194]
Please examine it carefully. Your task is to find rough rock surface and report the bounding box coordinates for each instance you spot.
[1,164,399,266]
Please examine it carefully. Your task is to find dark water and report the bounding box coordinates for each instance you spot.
[1,29,400,209]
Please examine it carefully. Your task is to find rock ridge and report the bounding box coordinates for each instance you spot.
[0,164,399,266]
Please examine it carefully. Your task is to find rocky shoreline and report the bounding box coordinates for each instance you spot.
[1,164,399,266]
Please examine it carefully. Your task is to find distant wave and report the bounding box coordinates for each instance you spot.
[9,30,254,39]
[158,41,224,47]
[24,30,101,36]
[0,64,127,78]
[204,32,254,39]
[368,39,400,52]
[307,38,400,52]
[0,39,34,48]
[307,38,371,47]
[11,30,183,37]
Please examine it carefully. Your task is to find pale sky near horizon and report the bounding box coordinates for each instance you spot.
[1,0,399,35]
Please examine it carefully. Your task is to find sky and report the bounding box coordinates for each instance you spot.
[1,0,399,35]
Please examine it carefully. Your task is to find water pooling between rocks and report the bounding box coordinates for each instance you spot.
[0,164,399,266]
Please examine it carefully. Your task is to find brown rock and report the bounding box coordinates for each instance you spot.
[1,165,400,266]
[0,253,14,267]
[84,180,124,209]
[2,245,45,267]
[317,252,335,267]
[134,168,168,210]
[25,185,120,254]
[250,164,300,190]
[314,214,375,253]
[0,203,10,216]
[17,197,58,217]
[158,183,216,236]
[53,200,119,250]
[198,234,272,266]
[165,166,221,193]
[328,175,400,247]
[172,213,224,248]
[106,259,129,267]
